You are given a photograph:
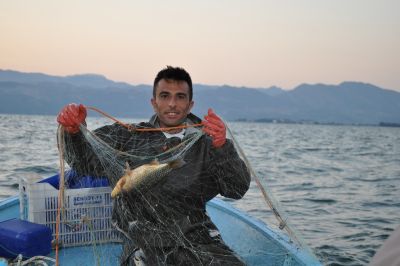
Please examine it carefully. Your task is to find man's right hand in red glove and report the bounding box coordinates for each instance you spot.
[57,103,87,134]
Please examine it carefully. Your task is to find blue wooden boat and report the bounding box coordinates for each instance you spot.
[0,192,321,265]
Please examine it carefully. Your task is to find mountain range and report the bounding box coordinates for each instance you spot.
[1,69,399,125]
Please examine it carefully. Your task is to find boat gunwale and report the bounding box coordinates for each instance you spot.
[207,198,321,265]
[0,196,19,212]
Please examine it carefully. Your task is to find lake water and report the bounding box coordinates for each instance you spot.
[1,114,399,265]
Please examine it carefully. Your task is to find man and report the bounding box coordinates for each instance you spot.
[57,66,251,265]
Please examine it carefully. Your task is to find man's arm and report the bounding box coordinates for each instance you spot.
[59,130,106,177]
[57,103,123,179]
[203,108,251,199]
[208,140,251,199]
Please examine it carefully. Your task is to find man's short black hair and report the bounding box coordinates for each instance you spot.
[153,66,193,101]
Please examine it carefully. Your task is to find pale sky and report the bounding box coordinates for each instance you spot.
[1,0,399,91]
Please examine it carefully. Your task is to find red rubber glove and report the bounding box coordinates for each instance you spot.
[57,103,87,134]
[203,108,226,148]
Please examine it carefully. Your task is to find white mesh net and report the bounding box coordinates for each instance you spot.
[51,111,315,266]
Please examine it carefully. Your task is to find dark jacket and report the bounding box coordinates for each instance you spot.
[61,113,251,250]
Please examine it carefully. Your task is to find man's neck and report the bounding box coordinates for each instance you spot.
[163,129,186,139]
[158,120,186,134]
[165,128,184,134]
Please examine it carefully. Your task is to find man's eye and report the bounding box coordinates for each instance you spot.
[160,94,168,99]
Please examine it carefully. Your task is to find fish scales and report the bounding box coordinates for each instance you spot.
[111,159,183,198]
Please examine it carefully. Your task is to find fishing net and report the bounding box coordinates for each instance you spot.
[51,109,316,265]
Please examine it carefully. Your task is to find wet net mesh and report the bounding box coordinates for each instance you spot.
[53,112,316,265]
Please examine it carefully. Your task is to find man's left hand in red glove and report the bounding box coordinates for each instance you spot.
[203,108,226,148]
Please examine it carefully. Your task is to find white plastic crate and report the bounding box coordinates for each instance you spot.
[19,176,121,247]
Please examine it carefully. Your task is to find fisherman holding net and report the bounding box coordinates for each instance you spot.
[57,66,251,265]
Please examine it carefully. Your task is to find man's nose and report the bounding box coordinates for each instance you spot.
[168,97,177,107]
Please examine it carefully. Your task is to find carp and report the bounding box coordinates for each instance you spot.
[111,159,184,198]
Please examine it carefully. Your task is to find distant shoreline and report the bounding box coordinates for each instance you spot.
[1,112,399,128]
[234,118,400,127]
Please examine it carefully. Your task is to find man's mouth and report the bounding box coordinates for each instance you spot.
[165,111,179,117]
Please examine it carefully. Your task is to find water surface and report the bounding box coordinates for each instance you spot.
[1,114,399,265]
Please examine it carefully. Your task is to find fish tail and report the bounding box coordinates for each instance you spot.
[111,177,126,198]
[167,159,185,169]
[111,187,119,198]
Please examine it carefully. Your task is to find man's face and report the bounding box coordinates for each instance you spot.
[151,79,194,128]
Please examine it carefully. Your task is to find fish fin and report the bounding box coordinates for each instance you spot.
[125,162,131,173]
[168,159,185,169]
[148,159,160,166]
[120,177,126,189]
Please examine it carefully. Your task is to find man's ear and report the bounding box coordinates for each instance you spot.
[188,100,194,113]
[151,98,157,112]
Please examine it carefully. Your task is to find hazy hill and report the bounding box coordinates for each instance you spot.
[1,69,399,124]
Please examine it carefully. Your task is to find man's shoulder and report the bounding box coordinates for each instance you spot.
[187,113,202,124]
